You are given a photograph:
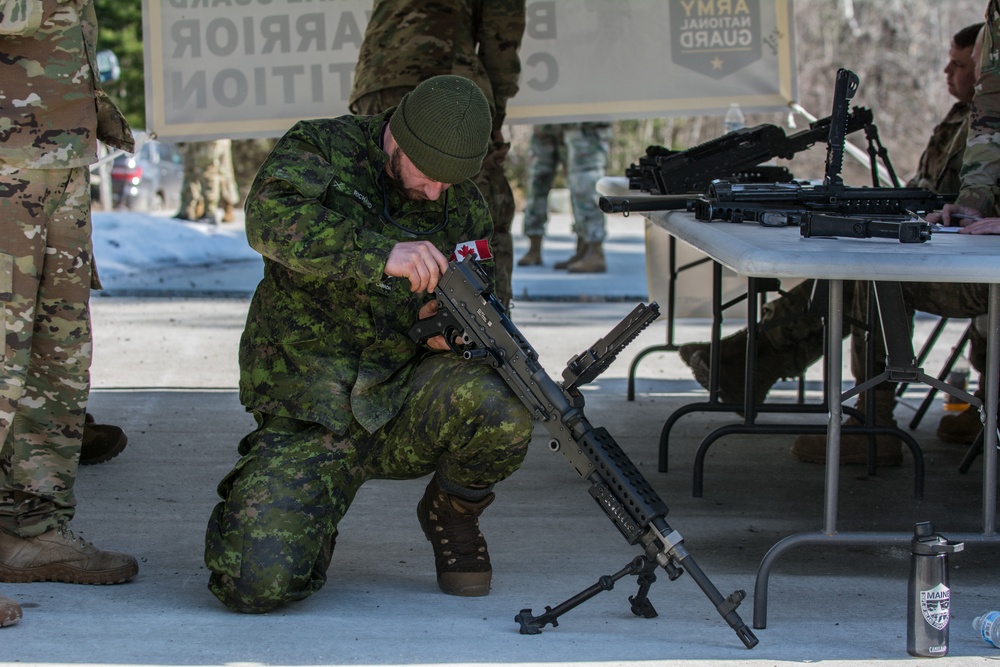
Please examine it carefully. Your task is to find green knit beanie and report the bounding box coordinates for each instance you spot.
[389,75,491,184]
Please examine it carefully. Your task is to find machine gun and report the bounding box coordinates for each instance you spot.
[626,106,874,195]
[604,68,955,227]
[689,68,954,225]
[408,258,759,649]
[691,179,953,226]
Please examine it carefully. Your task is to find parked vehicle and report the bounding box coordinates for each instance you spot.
[92,138,184,213]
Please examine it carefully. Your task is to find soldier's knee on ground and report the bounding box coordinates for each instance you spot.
[204,499,330,613]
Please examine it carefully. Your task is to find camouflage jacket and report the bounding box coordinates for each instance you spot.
[240,110,494,435]
[958,0,1000,212]
[349,0,525,128]
[0,0,132,169]
[906,101,969,195]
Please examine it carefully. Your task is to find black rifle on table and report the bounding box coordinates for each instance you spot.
[408,258,759,649]
[626,105,874,195]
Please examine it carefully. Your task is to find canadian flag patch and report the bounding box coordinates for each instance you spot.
[450,239,493,262]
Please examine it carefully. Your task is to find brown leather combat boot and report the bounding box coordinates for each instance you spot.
[80,413,128,465]
[417,477,494,596]
[517,236,544,266]
[0,593,21,627]
[0,524,138,585]
[566,242,607,273]
[937,388,984,445]
[679,330,795,405]
[791,390,902,466]
[554,239,585,270]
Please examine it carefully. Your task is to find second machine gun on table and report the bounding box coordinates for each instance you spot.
[625,104,875,196]
[409,258,759,649]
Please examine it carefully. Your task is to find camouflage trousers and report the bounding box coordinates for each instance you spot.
[758,278,989,386]
[0,166,93,537]
[522,123,610,244]
[178,141,225,220]
[205,352,532,613]
[351,88,515,310]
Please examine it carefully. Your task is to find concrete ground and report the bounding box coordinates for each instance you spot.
[2,211,998,665]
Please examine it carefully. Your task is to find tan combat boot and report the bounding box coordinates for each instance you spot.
[678,330,796,405]
[937,387,984,445]
[566,242,607,273]
[791,390,902,466]
[0,524,138,585]
[80,413,128,466]
[517,236,544,266]
[0,593,21,627]
[554,239,586,270]
[417,477,494,596]
[221,202,236,223]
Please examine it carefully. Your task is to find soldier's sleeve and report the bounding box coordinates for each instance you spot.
[479,0,526,127]
[244,121,394,284]
[957,1,1000,213]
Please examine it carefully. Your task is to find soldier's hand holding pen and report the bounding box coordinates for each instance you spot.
[925,204,1000,234]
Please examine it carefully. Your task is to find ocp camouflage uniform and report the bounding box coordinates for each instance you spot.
[349,0,525,311]
[522,123,612,244]
[204,109,533,612]
[957,0,1000,213]
[177,140,225,221]
[0,0,133,536]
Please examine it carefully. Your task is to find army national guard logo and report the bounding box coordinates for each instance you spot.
[920,583,951,631]
[670,0,763,80]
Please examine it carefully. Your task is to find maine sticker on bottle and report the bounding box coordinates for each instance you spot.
[921,582,951,632]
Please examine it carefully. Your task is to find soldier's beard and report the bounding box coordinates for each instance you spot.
[384,148,426,201]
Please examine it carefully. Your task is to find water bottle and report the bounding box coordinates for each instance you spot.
[907,521,964,657]
[944,355,970,412]
[973,611,1000,648]
[724,103,745,133]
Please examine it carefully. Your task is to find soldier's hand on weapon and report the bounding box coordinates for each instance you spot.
[416,300,462,351]
[386,241,449,293]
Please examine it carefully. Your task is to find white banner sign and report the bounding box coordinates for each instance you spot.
[143,0,796,140]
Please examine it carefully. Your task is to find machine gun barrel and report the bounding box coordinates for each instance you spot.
[598,194,694,215]
[409,258,758,649]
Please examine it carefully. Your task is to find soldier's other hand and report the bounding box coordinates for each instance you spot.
[930,203,983,226]
[386,241,449,293]
[417,300,462,351]
[958,217,1000,235]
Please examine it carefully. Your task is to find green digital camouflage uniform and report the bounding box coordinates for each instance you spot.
[957,0,1000,214]
[716,101,993,389]
[522,123,612,244]
[204,110,533,613]
[349,0,525,311]
[0,0,133,537]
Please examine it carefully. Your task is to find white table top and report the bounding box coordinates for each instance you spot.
[597,177,1000,284]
